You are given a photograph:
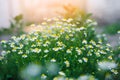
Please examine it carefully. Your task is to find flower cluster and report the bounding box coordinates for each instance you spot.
[0,18,115,80]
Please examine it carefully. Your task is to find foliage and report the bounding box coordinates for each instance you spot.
[112,31,120,80]
[0,18,116,80]
[103,22,120,35]
[0,14,25,36]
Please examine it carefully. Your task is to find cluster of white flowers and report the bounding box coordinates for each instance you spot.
[0,20,113,62]
[0,18,115,79]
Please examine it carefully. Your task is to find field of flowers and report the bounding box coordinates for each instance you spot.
[0,17,119,80]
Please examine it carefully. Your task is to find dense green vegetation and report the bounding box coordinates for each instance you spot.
[0,18,118,80]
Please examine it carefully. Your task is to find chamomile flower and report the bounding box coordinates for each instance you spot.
[83,57,88,62]
[22,54,27,58]
[51,58,56,62]
[41,22,47,25]
[20,34,26,40]
[18,44,24,49]
[82,40,87,44]
[31,44,36,47]
[108,56,112,60]
[53,47,59,52]
[88,45,94,49]
[76,48,82,55]
[64,60,70,67]
[100,50,107,54]
[1,40,7,44]
[53,17,59,21]
[12,47,17,52]
[78,59,83,63]
[90,40,96,46]
[95,52,100,57]
[18,50,23,54]
[59,71,66,76]
[87,51,92,56]
[47,18,52,22]
[66,49,72,54]
[44,49,49,53]
[32,48,41,53]
[11,36,16,40]
[65,35,70,40]
[57,41,65,47]
[80,27,85,31]
[10,42,15,48]
[1,51,6,56]
[111,69,118,74]
[67,18,73,23]
[41,74,47,79]
[62,18,67,21]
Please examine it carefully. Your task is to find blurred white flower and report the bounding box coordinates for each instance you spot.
[76,48,82,55]
[47,63,59,75]
[66,49,72,54]
[1,40,7,44]
[111,69,118,74]
[98,61,117,70]
[18,50,23,54]
[82,40,87,44]
[10,42,15,48]
[22,54,27,58]
[44,49,49,53]
[51,58,56,62]
[117,30,120,34]
[78,59,83,63]
[21,64,41,79]
[32,48,41,53]
[59,71,66,76]
[83,57,88,62]
[41,74,47,79]
[53,76,66,80]
[78,75,95,80]
[80,27,85,31]
[86,19,93,23]
[20,34,26,40]
[53,47,60,52]
[1,51,6,56]
[18,44,24,49]
[64,60,70,67]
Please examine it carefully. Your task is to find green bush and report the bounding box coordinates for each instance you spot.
[0,18,116,80]
[104,23,120,35]
[0,14,25,36]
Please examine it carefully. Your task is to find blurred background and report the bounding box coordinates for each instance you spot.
[0,0,120,46]
[1,0,120,28]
